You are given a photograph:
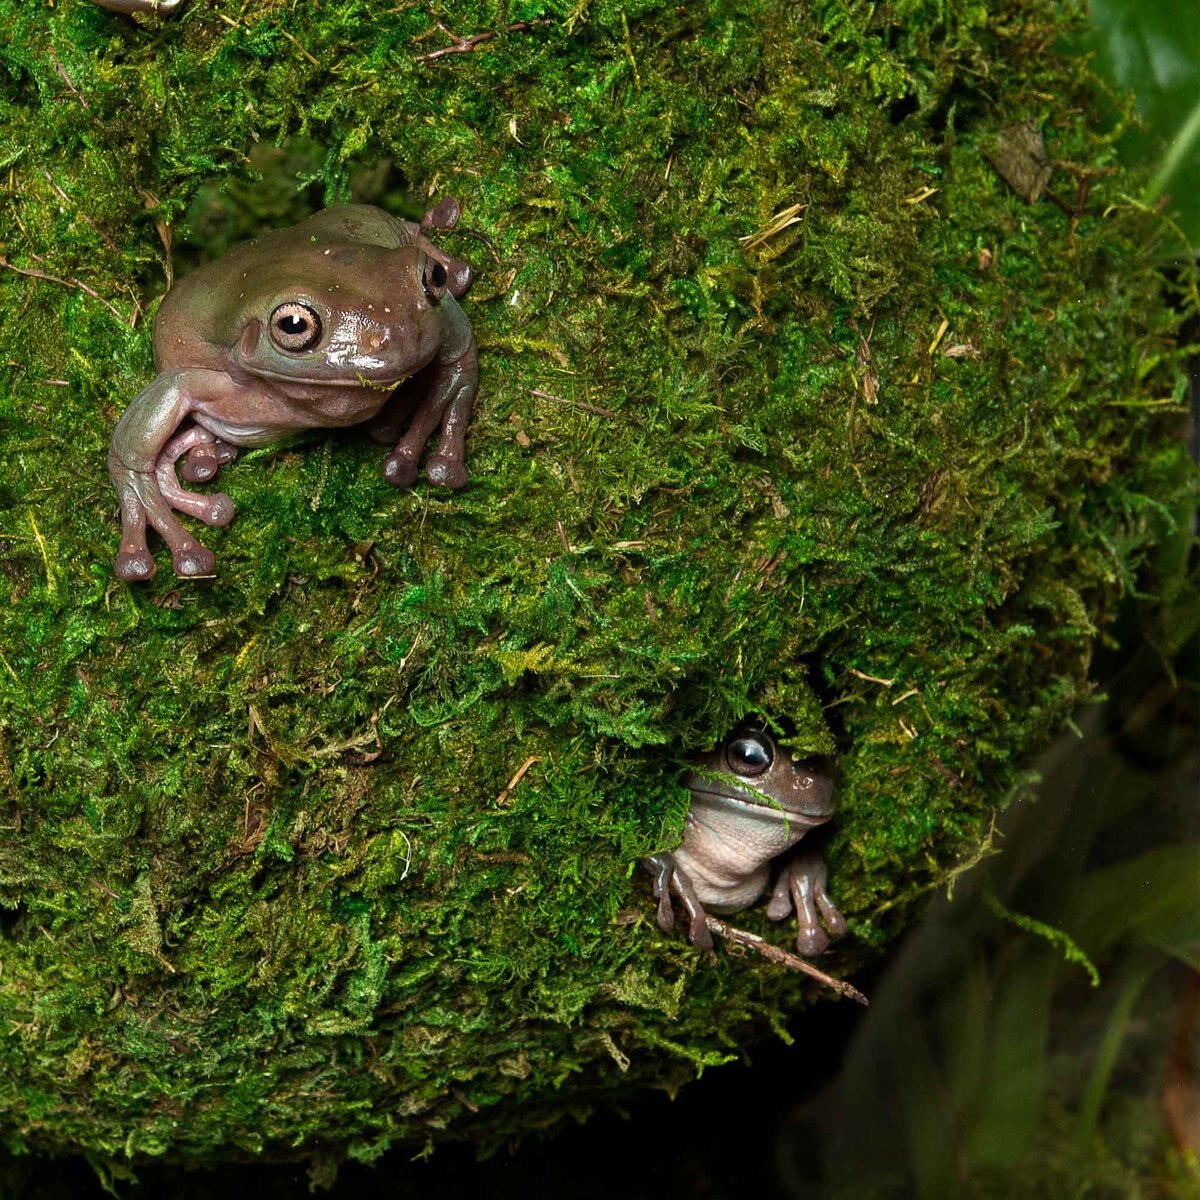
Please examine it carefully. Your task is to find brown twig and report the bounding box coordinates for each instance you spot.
[416,19,550,62]
[704,915,869,1005]
[496,755,542,806]
[531,388,618,420]
[49,48,89,110]
[0,255,126,323]
[739,202,806,250]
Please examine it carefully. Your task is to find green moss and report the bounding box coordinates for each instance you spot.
[0,0,1194,1175]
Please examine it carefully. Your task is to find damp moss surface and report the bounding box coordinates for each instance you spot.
[0,0,1195,1179]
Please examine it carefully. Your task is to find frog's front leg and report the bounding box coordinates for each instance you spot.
[172,428,239,484]
[155,428,236,530]
[643,852,714,951]
[766,845,847,956]
[380,341,479,491]
[108,370,234,581]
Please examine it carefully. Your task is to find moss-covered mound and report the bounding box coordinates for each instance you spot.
[0,0,1192,1177]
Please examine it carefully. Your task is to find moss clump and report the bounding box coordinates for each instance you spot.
[0,0,1193,1176]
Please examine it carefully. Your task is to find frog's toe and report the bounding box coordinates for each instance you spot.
[200,494,236,528]
[795,924,831,957]
[688,913,715,952]
[115,550,156,582]
[383,451,420,488]
[425,456,468,489]
[817,894,848,939]
[182,458,217,483]
[171,544,216,578]
[421,196,461,231]
[182,450,231,483]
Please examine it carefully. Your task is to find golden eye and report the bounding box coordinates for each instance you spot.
[421,256,447,303]
[269,302,322,352]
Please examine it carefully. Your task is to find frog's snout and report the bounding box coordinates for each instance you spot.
[785,762,835,820]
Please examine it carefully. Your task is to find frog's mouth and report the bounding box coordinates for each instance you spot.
[247,367,412,390]
[686,784,832,826]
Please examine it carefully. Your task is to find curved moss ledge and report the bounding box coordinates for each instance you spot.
[0,0,1194,1177]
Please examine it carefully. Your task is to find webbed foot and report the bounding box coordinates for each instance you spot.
[417,197,473,298]
[643,852,713,951]
[767,846,847,956]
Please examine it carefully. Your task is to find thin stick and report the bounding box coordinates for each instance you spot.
[704,915,869,1005]
[496,755,542,806]
[531,388,618,420]
[0,255,126,323]
[416,19,550,62]
[49,48,89,111]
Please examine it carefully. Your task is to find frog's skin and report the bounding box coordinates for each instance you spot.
[645,726,847,956]
[93,0,182,13]
[108,201,478,581]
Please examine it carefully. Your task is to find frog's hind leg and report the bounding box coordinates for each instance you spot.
[111,459,216,581]
[417,198,473,298]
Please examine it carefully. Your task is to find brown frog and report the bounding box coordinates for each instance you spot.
[645,724,847,955]
[108,201,477,581]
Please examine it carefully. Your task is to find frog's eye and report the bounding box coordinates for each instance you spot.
[422,257,448,303]
[725,731,773,777]
[269,302,322,352]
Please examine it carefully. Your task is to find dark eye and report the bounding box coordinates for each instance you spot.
[725,732,773,777]
[269,302,322,352]
[422,257,448,303]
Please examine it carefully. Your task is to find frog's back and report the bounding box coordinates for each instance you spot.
[296,204,416,249]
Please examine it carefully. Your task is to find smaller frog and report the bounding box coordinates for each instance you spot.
[645,724,847,956]
[93,0,182,12]
[108,201,477,581]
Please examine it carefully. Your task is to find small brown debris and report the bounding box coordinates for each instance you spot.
[987,122,1053,204]
[496,755,542,806]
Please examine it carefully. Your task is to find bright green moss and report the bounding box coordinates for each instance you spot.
[0,0,1194,1176]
